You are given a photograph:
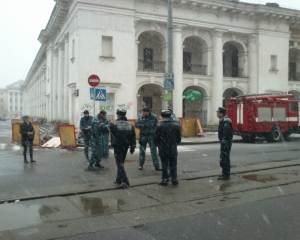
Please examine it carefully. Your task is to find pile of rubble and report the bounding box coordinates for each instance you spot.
[39,122,84,147]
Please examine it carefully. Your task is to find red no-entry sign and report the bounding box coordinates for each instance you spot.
[88,75,100,87]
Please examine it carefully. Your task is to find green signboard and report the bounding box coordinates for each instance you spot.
[184,90,202,102]
[164,93,172,101]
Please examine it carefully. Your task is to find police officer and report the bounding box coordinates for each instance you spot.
[80,110,93,161]
[87,111,109,170]
[154,110,181,186]
[135,107,161,171]
[217,107,233,180]
[108,109,136,189]
[20,115,36,163]
[99,110,110,158]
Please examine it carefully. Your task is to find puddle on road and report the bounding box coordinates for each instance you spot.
[241,174,278,183]
[0,203,41,231]
[79,197,125,215]
[0,203,62,231]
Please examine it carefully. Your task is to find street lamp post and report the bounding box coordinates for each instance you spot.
[167,0,173,109]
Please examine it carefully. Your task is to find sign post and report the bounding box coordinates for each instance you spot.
[88,75,100,116]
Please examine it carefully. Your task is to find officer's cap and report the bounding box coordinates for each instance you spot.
[216,107,226,113]
[100,110,107,114]
[83,110,89,114]
[167,108,173,113]
[22,115,29,119]
[161,109,172,118]
[142,107,150,112]
[116,108,126,115]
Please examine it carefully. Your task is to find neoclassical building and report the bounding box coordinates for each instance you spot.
[23,0,300,127]
[0,80,24,119]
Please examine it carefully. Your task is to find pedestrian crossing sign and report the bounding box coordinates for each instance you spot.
[90,88,106,101]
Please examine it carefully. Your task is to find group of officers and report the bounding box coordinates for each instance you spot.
[19,106,232,188]
[78,105,233,188]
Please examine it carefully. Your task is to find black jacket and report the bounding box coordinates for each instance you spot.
[218,115,233,144]
[153,118,181,158]
[20,121,35,146]
[108,116,136,149]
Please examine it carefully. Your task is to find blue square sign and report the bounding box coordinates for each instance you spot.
[90,88,106,102]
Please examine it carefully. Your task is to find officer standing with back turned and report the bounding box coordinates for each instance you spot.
[108,109,136,189]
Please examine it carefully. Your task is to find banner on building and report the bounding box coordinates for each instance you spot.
[163,73,174,91]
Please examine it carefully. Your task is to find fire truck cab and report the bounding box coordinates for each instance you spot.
[226,93,300,142]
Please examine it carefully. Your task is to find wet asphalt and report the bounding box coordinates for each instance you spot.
[1,120,300,239]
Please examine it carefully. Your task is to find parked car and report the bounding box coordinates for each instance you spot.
[0,117,6,121]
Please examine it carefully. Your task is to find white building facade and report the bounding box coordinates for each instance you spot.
[23,0,300,127]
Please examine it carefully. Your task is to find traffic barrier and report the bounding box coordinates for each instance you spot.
[58,124,76,148]
[12,123,40,146]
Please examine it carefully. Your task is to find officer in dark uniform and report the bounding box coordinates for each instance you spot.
[19,115,36,163]
[108,109,136,189]
[80,110,93,161]
[99,110,110,158]
[154,110,181,186]
[135,106,161,171]
[217,107,233,180]
[87,111,108,170]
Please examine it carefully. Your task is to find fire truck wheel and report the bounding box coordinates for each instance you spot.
[267,126,283,142]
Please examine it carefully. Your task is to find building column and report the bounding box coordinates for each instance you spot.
[8,91,10,116]
[210,28,226,124]
[248,34,258,94]
[18,92,20,112]
[136,40,140,71]
[161,43,168,71]
[173,25,183,118]
[202,48,212,76]
[52,49,58,120]
[57,43,65,119]
[238,53,248,77]
[64,35,69,122]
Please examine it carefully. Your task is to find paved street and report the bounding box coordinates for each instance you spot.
[1,120,300,239]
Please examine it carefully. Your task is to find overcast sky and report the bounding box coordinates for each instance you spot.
[0,0,299,88]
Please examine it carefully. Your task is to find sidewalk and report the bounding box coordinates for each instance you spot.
[180,132,300,145]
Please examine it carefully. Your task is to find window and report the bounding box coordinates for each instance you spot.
[10,107,12,110]
[270,55,277,71]
[15,107,17,111]
[0,98,2,102]
[273,107,286,121]
[183,52,192,72]
[0,92,2,95]
[10,92,12,96]
[10,98,12,102]
[258,107,271,122]
[143,97,152,109]
[102,36,113,57]
[15,92,18,96]
[20,107,22,110]
[143,48,153,69]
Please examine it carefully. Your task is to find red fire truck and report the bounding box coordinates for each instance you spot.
[225,93,300,142]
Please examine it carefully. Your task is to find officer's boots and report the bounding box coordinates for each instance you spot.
[23,154,29,163]
[30,154,36,163]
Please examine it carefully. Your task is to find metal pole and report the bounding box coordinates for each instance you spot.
[167,0,173,109]
[93,87,95,117]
